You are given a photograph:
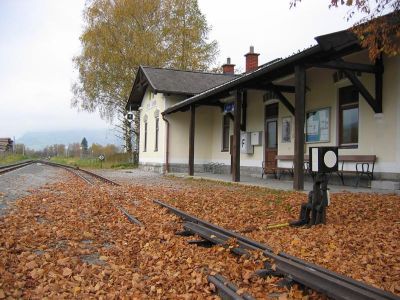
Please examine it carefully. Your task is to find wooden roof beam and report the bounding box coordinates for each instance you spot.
[311,59,377,74]
[338,58,383,114]
[270,84,295,93]
[343,69,377,112]
[243,82,295,93]
[201,102,224,110]
[269,84,295,116]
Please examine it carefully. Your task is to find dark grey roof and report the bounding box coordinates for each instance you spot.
[162,45,322,115]
[163,11,400,115]
[163,28,363,115]
[142,66,238,95]
[126,66,238,110]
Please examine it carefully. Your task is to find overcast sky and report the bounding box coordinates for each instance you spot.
[0,0,356,139]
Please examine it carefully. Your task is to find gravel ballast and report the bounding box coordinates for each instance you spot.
[0,163,65,216]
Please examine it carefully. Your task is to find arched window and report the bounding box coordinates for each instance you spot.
[154,110,160,152]
[143,115,148,152]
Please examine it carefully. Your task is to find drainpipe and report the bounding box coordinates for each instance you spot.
[162,114,169,174]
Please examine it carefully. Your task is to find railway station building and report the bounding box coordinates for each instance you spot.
[126,14,400,191]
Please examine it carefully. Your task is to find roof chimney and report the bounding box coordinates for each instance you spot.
[222,57,235,74]
[245,46,260,73]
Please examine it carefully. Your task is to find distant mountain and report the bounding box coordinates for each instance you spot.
[17,129,122,150]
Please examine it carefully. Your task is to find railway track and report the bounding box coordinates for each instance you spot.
[38,160,120,186]
[12,160,144,227]
[154,199,400,300]
[0,160,35,175]
[38,160,146,227]
[0,160,118,186]
[3,161,398,299]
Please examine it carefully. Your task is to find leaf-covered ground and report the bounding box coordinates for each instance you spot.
[157,178,400,295]
[0,174,399,298]
[0,177,319,299]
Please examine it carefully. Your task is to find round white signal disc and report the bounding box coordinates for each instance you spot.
[324,150,337,168]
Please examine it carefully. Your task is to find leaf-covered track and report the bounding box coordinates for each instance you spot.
[117,206,143,226]
[39,161,147,228]
[208,273,255,300]
[38,161,120,186]
[155,199,400,300]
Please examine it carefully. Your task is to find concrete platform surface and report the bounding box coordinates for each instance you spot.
[169,172,399,194]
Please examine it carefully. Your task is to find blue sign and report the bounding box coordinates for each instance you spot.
[224,103,234,113]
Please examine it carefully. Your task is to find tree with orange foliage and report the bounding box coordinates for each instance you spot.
[290,0,399,60]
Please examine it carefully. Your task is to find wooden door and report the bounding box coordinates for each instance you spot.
[264,103,278,174]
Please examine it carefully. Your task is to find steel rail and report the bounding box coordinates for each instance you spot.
[0,160,34,175]
[38,161,146,229]
[267,251,397,300]
[117,206,143,226]
[154,199,400,300]
[183,222,250,256]
[0,160,33,169]
[207,274,255,300]
[39,160,120,186]
[68,169,94,185]
[78,168,120,186]
[39,161,96,185]
[278,252,399,299]
[154,199,271,251]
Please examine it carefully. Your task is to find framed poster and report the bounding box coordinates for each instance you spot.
[281,117,291,143]
[306,107,330,143]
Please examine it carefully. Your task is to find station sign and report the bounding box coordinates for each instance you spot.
[224,103,234,114]
[309,147,338,173]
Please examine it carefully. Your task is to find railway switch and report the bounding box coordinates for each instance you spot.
[291,147,338,226]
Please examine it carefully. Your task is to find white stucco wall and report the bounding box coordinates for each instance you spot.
[139,51,399,177]
[274,51,400,174]
[193,90,266,168]
[139,90,165,164]
[168,106,223,165]
[168,110,189,164]
[240,90,265,167]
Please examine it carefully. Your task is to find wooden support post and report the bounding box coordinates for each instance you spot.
[294,65,306,191]
[241,90,247,131]
[375,54,383,113]
[189,105,195,176]
[232,90,242,182]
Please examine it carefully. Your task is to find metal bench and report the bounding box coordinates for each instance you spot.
[261,160,278,178]
[274,155,294,179]
[273,155,311,179]
[273,154,377,186]
[204,162,216,173]
[204,162,226,174]
[336,155,376,186]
